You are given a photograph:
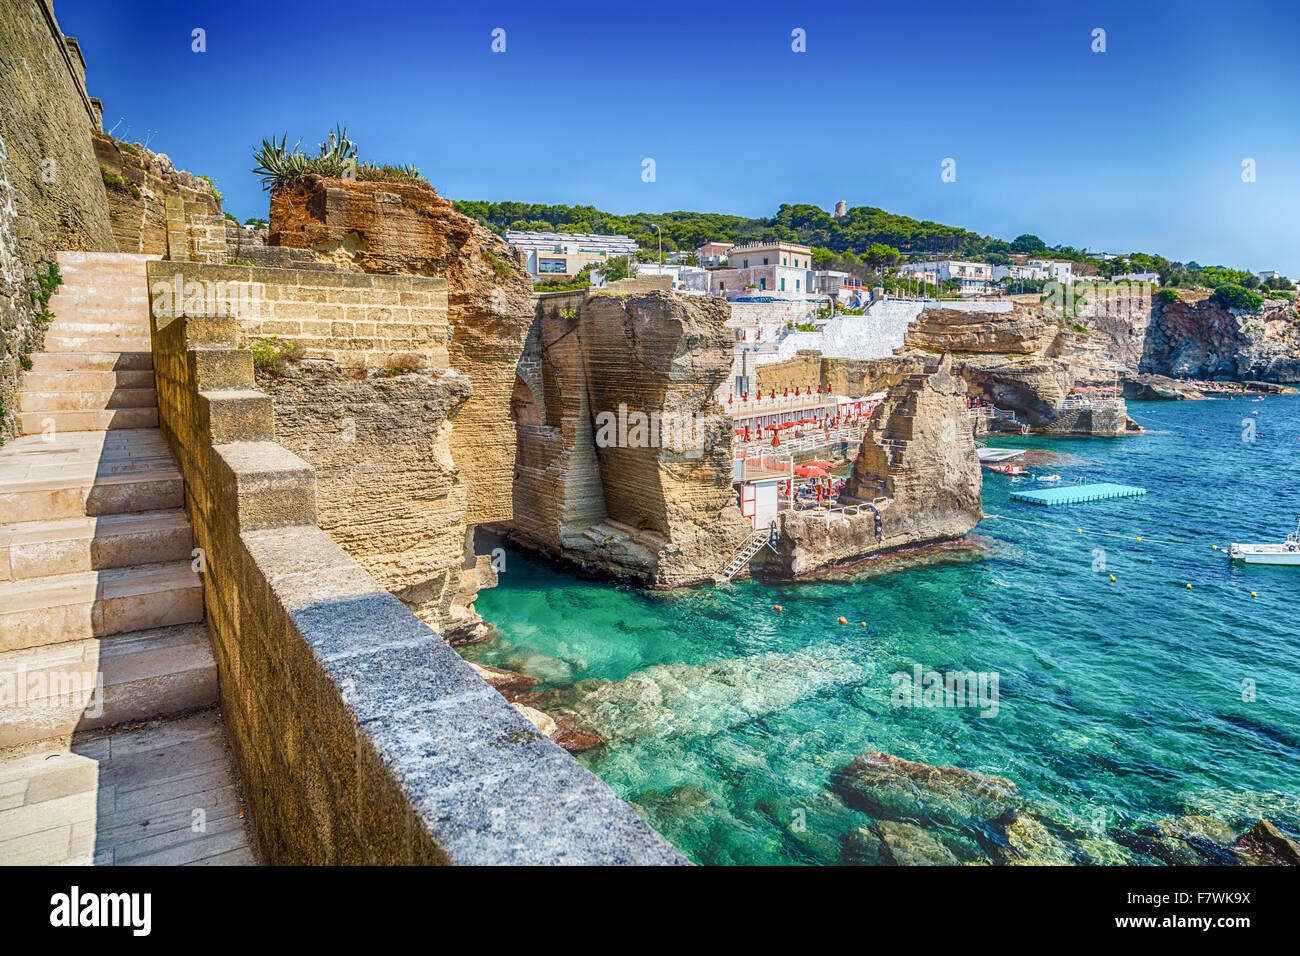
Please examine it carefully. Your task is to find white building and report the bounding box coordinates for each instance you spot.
[897,260,995,294]
[696,241,733,267]
[991,259,1075,285]
[1027,259,1074,285]
[710,241,815,296]
[630,262,711,293]
[506,230,640,278]
[1112,271,1160,284]
[813,270,870,307]
[1258,270,1284,282]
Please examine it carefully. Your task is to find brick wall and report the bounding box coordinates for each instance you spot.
[148,261,450,370]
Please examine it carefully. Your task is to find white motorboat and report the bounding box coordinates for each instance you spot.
[1229,516,1300,565]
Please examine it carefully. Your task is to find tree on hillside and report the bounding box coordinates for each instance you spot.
[1010,234,1047,254]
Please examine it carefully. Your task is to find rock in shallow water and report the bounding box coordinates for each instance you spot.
[1233,819,1300,865]
[831,750,1021,828]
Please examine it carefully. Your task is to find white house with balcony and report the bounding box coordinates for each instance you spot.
[897,260,995,294]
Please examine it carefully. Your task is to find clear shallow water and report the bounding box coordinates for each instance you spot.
[471,396,1300,864]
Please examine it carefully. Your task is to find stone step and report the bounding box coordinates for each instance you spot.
[45,312,151,330]
[28,351,152,374]
[0,562,204,652]
[0,509,193,581]
[19,388,157,412]
[40,332,152,352]
[0,623,216,750]
[0,432,182,524]
[20,370,155,392]
[19,407,158,435]
[56,252,159,265]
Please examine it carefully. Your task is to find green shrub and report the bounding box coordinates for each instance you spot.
[100,167,142,199]
[1155,288,1181,304]
[1210,284,1264,312]
[250,335,302,374]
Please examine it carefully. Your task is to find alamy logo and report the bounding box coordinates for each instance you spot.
[0,666,103,718]
[151,273,260,319]
[593,403,708,458]
[891,664,1000,718]
[50,886,151,936]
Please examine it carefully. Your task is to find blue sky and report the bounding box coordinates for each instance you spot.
[55,0,1300,273]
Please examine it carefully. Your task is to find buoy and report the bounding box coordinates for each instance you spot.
[773,605,783,611]
[1136,536,1142,542]
[860,621,867,627]
[1212,545,1218,550]
[1251,592,1257,598]
[1109,574,1116,582]
[1186,583,1192,589]
[1077,528,1082,534]
[837,616,848,624]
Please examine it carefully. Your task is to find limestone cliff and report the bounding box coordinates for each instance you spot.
[760,354,983,576]
[1142,295,1300,382]
[903,306,1059,355]
[92,133,221,256]
[508,290,751,586]
[268,175,534,527]
[257,363,497,639]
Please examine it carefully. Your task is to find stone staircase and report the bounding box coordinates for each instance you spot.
[0,252,250,864]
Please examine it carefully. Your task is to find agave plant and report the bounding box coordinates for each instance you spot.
[252,124,359,192]
[313,124,357,178]
[251,133,308,192]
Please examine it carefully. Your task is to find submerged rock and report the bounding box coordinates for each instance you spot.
[1118,814,1241,866]
[831,750,1021,831]
[569,644,874,745]
[991,811,1078,866]
[1233,820,1300,865]
[468,661,540,700]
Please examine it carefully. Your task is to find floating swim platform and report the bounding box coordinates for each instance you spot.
[1010,483,1147,506]
[977,448,1026,463]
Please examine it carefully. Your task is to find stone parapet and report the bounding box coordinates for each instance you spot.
[146,260,685,865]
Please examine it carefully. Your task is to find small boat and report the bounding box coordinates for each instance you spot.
[1035,474,1062,482]
[1229,516,1300,565]
[986,463,1027,475]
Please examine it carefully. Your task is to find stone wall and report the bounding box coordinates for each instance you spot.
[145,259,684,865]
[268,175,533,527]
[509,290,751,586]
[150,261,487,635]
[0,0,116,442]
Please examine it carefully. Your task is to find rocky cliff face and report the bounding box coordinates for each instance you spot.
[509,290,751,586]
[1142,296,1300,382]
[92,134,221,255]
[903,306,1059,355]
[761,354,983,576]
[269,175,534,526]
[257,364,499,640]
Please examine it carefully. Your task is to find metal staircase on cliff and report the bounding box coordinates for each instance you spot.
[713,524,777,583]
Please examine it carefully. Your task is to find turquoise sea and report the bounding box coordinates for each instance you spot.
[470,396,1300,864]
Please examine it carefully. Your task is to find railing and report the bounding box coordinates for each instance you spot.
[714,526,774,581]
[1062,394,1122,410]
